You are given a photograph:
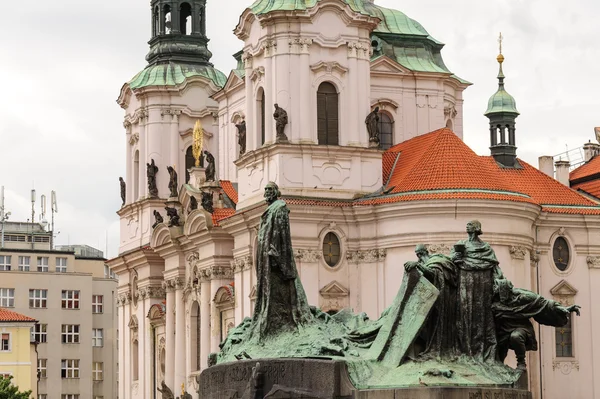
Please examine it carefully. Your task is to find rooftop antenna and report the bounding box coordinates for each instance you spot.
[51,191,58,249]
[0,186,11,249]
[31,189,36,249]
[40,194,48,230]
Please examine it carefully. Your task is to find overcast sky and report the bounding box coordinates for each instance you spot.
[0,0,598,258]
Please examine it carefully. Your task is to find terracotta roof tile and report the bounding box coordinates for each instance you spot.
[0,308,36,322]
[570,155,600,181]
[220,180,238,204]
[573,180,600,199]
[212,208,236,226]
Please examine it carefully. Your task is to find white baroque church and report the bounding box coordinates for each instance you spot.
[108,0,600,398]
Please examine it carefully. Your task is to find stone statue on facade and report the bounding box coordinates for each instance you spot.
[492,279,580,370]
[273,104,289,143]
[147,158,159,198]
[157,381,174,399]
[236,120,247,156]
[365,106,380,147]
[152,210,164,229]
[204,151,216,182]
[201,191,214,214]
[165,206,180,227]
[252,182,312,339]
[167,166,178,198]
[119,177,126,206]
[189,195,198,211]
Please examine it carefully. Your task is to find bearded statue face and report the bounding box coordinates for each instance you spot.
[264,183,279,204]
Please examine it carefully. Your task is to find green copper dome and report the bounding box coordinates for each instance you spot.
[129,63,227,90]
[484,64,519,116]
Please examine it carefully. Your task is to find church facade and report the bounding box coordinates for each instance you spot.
[108,1,600,398]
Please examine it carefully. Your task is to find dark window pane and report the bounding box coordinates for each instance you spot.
[322,232,341,267]
[317,83,339,146]
[378,113,394,150]
[553,237,570,271]
[556,317,573,357]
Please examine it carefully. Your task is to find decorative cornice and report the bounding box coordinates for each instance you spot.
[509,246,527,260]
[346,249,387,264]
[294,249,322,263]
[288,37,312,54]
[250,67,265,82]
[310,61,348,76]
[426,244,452,256]
[587,256,600,269]
[347,41,371,59]
[231,255,253,273]
[200,266,234,281]
[552,359,579,374]
[138,286,166,300]
[242,52,253,69]
[116,292,132,307]
[161,108,182,120]
[262,40,277,57]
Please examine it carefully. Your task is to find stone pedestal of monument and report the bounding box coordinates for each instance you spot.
[198,358,531,399]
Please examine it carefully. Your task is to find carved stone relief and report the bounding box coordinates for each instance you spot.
[347,41,371,59]
[587,256,600,269]
[426,244,452,256]
[509,246,527,260]
[138,286,166,300]
[346,249,387,263]
[288,37,312,53]
[294,249,322,263]
[231,255,253,273]
[162,277,185,292]
[199,266,234,281]
[128,132,139,146]
[552,359,579,374]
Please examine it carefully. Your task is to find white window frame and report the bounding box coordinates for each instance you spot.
[92,295,103,313]
[0,288,14,307]
[18,256,30,271]
[31,323,47,343]
[56,257,67,273]
[0,255,11,271]
[38,395,47,399]
[37,358,47,378]
[29,289,47,308]
[92,328,103,347]
[61,324,80,344]
[36,257,49,272]
[61,290,80,309]
[0,333,10,352]
[92,362,103,381]
[61,359,80,379]
[61,395,79,399]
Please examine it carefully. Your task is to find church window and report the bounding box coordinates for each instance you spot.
[153,6,159,36]
[133,150,139,200]
[317,82,339,145]
[322,232,341,267]
[190,301,200,371]
[179,2,192,35]
[553,237,570,272]
[555,317,573,357]
[258,88,266,146]
[378,112,394,150]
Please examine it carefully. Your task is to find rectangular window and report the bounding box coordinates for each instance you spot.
[61,325,80,344]
[92,362,103,381]
[31,324,47,343]
[92,328,103,347]
[0,288,14,307]
[56,257,67,273]
[37,358,47,378]
[556,317,574,357]
[92,295,103,313]
[0,255,11,271]
[38,395,47,399]
[37,257,49,272]
[61,395,79,399]
[29,289,47,308]
[1,333,9,351]
[18,256,30,271]
[61,290,80,309]
[60,359,80,378]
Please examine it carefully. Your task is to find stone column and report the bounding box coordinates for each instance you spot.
[168,110,181,174]
[117,295,127,399]
[124,122,133,204]
[264,41,275,143]
[174,278,186,391]
[243,53,255,151]
[138,112,147,198]
[200,279,211,369]
[123,296,132,399]
[163,281,176,390]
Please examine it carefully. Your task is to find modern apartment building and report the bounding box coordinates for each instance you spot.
[0,221,117,399]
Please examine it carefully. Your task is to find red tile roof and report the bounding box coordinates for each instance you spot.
[570,155,600,181]
[220,180,238,204]
[572,180,600,199]
[212,208,236,226]
[0,308,36,323]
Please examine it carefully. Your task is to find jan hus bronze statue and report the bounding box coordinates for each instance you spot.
[252,182,312,339]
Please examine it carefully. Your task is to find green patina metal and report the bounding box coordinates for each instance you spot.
[128,63,227,90]
[485,64,519,115]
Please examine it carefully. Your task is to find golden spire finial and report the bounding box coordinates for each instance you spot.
[181,382,185,396]
[192,120,204,167]
[497,32,505,64]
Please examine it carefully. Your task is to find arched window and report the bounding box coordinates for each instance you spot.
[153,6,159,37]
[190,301,200,371]
[378,113,394,150]
[163,5,172,34]
[185,146,203,184]
[179,2,192,35]
[322,232,341,267]
[133,151,139,200]
[553,237,570,272]
[317,82,339,145]
[257,88,266,146]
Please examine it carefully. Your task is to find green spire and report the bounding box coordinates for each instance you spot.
[484,46,519,116]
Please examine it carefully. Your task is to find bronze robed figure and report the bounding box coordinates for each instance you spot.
[236,120,247,156]
[273,104,289,143]
[147,158,159,198]
[167,166,178,198]
[119,177,126,206]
